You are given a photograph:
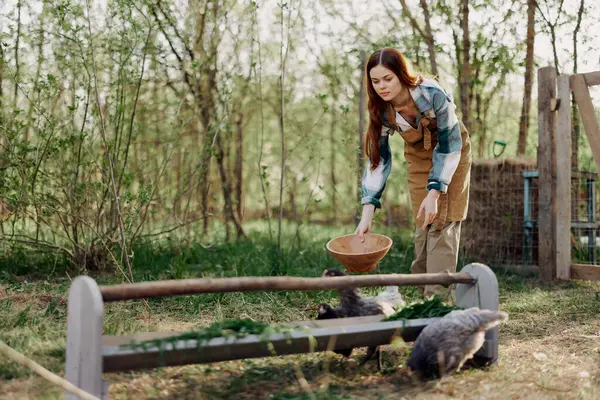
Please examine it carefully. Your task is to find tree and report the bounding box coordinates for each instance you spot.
[398,0,439,77]
[460,0,471,132]
[517,0,536,155]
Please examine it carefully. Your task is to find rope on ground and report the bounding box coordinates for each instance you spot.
[0,340,100,400]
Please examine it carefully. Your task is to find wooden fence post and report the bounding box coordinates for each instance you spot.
[556,75,572,280]
[537,66,558,283]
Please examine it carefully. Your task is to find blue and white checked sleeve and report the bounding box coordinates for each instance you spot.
[427,88,463,193]
[361,132,392,209]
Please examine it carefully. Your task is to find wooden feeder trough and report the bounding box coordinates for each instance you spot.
[326,233,393,273]
[64,263,501,400]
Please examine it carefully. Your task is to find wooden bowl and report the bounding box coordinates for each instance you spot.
[326,233,393,273]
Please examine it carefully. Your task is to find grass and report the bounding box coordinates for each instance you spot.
[1,221,600,399]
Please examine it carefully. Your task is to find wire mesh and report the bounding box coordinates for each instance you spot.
[459,158,539,271]
[459,157,600,269]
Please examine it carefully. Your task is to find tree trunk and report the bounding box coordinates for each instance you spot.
[223,130,232,242]
[536,1,563,76]
[215,130,246,240]
[198,2,221,235]
[517,0,536,155]
[330,103,337,224]
[277,3,288,251]
[453,29,462,105]
[234,112,244,224]
[199,102,214,235]
[12,1,22,112]
[460,0,471,131]
[399,0,438,77]
[0,44,5,142]
[476,92,485,158]
[572,0,584,172]
[356,51,366,225]
[418,0,439,77]
[25,13,46,142]
[571,0,584,226]
[290,169,297,221]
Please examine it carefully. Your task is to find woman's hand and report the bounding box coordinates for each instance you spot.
[417,189,440,229]
[355,204,375,242]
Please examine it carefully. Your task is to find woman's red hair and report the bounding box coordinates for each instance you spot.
[364,48,422,170]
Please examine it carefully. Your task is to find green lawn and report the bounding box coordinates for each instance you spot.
[1,222,599,399]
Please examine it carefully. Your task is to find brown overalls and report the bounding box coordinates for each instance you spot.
[390,105,472,298]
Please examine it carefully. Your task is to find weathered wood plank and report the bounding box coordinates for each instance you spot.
[537,66,558,283]
[101,315,388,347]
[102,318,437,373]
[99,273,475,302]
[556,75,572,281]
[571,264,600,281]
[582,71,600,87]
[103,332,181,347]
[571,74,600,174]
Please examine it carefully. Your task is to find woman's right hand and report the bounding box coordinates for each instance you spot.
[354,204,375,242]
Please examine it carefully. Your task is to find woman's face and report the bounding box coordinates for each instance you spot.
[369,65,402,102]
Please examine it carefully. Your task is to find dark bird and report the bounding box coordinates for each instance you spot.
[407,307,509,379]
[317,267,404,369]
[316,303,353,358]
[321,267,404,317]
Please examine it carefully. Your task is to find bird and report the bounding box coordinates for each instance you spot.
[365,285,406,314]
[317,267,404,369]
[407,307,509,379]
[321,267,404,317]
[316,303,353,358]
[316,302,381,368]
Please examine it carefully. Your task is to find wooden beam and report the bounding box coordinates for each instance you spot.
[571,264,600,281]
[556,75,572,281]
[571,74,600,174]
[537,66,558,283]
[99,273,476,302]
[102,317,436,373]
[101,315,388,347]
[581,71,600,87]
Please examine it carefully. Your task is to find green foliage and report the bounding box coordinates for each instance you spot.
[384,296,462,322]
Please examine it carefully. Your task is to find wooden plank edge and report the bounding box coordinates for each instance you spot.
[582,71,600,87]
[101,315,389,347]
[102,318,439,373]
[556,75,572,281]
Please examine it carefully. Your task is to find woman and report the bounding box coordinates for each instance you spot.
[355,48,472,299]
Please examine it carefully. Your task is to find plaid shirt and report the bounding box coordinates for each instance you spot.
[361,78,463,209]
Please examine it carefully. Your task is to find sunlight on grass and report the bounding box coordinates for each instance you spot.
[2,222,600,398]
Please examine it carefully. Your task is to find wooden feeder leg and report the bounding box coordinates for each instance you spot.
[65,276,107,400]
[455,262,500,364]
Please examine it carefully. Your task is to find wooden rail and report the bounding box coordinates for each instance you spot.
[99,272,476,302]
[66,263,498,399]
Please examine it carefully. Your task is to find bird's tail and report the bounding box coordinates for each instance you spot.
[474,309,509,330]
[446,307,509,331]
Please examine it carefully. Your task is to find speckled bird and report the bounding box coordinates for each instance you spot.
[407,307,509,379]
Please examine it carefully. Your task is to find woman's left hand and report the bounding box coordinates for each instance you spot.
[417,189,440,229]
